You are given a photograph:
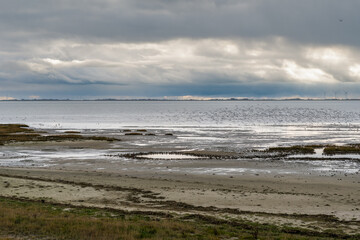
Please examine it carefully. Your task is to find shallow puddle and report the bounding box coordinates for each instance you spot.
[137,153,205,160]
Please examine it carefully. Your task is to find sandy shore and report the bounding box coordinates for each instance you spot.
[1,163,359,235]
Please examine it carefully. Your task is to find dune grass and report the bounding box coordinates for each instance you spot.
[0,197,356,240]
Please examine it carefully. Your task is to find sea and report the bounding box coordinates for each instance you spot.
[0,100,360,174]
[1,100,359,145]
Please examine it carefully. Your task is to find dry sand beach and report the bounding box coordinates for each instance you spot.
[0,124,359,239]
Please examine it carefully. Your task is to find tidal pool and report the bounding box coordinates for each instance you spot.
[136,153,206,160]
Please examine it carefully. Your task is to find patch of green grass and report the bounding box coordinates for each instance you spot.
[138,225,157,238]
[0,124,33,134]
[0,197,357,240]
[0,124,117,145]
[266,146,316,155]
[323,145,360,155]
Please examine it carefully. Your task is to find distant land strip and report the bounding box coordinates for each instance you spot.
[1,98,360,101]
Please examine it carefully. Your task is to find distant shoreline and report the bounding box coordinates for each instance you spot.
[1,98,360,102]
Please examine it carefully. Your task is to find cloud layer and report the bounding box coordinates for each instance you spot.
[1,0,359,99]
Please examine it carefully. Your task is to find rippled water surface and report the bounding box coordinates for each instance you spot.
[1,100,360,147]
[0,101,360,128]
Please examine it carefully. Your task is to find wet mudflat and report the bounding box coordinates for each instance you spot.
[0,124,359,238]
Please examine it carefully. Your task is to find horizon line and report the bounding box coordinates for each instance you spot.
[1,98,360,102]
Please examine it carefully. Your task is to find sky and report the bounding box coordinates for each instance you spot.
[1,0,360,99]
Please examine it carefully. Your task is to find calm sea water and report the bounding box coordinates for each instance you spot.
[1,100,360,128]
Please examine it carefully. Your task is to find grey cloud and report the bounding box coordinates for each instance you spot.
[1,38,360,88]
[1,0,360,99]
[0,0,359,45]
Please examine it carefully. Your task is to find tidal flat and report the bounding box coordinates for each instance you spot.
[0,124,360,239]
